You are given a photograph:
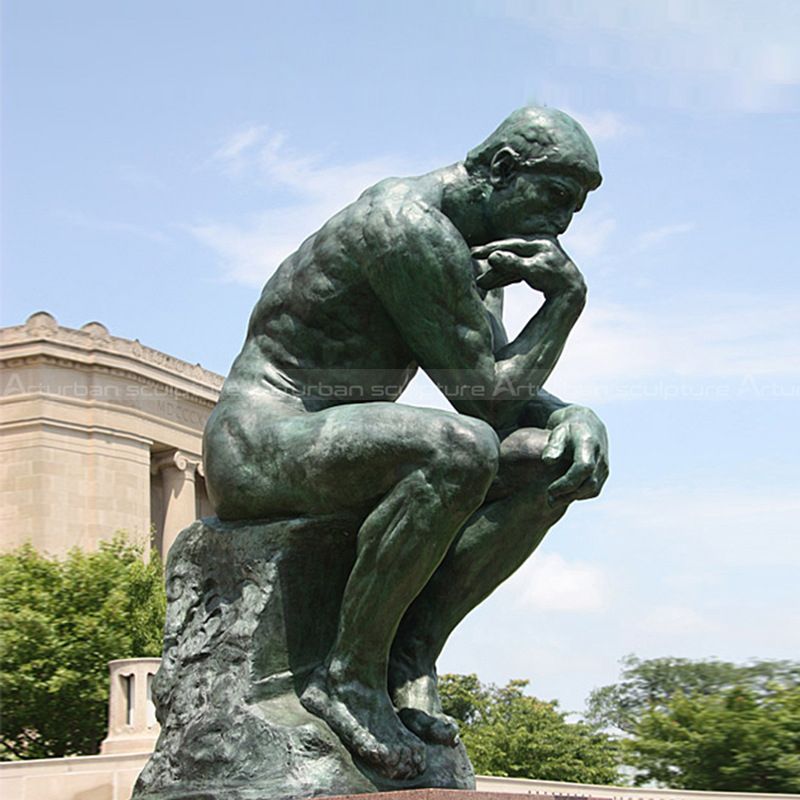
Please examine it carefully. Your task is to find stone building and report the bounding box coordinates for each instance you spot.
[0,312,223,559]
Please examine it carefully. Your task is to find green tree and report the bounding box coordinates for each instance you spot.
[0,537,166,760]
[626,684,800,792]
[587,654,800,734]
[587,656,800,791]
[439,673,620,783]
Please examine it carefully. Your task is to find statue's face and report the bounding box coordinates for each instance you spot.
[486,170,586,239]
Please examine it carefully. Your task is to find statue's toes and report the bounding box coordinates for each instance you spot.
[388,736,427,779]
[356,733,425,780]
[398,707,459,746]
[299,671,329,717]
[299,669,427,780]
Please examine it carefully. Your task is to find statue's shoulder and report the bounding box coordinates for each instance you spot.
[317,177,411,243]
[354,175,458,255]
[357,175,416,204]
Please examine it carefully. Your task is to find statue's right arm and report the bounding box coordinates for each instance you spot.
[362,201,580,430]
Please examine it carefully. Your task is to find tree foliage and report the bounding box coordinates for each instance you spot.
[587,654,800,735]
[439,673,620,783]
[626,683,800,792]
[588,655,800,792]
[0,537,166,760]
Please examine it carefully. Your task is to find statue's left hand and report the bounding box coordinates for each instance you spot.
[541,406,609,506]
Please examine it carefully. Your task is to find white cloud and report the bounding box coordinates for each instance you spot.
[214,125,407,202]
[638,605,716,636]
[188,211,302,286]
[492,0,800,111]
[561,210,617,262]
[214,124,271,165]
[508,552,610,612]
[598,486,800,569]
[532,295,800,402]
[634,222,694,253]
[59,210,169,244]
[193,125,428,285]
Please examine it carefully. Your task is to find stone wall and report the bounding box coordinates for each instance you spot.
[2,756,796,800]
[0,312,223,559]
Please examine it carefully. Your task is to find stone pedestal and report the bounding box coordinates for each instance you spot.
[133,517,474,800]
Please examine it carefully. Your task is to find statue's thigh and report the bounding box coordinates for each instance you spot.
[208,400,497,519]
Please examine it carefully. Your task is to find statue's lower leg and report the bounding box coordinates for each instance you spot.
[300,466,491,779]
[389,440,568,744]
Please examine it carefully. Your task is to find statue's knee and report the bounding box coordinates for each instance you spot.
[432,418,500,500]
[202,408,254,519]
[492,428,560,497]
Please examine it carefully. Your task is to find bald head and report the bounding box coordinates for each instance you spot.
[466,106,602,192]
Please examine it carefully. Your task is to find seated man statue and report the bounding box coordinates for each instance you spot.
[203,106,609,781]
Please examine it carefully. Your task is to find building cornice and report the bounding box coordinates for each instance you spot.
[0,312,225,399]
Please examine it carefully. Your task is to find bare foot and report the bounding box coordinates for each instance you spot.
[390,670,459,747]
[300,666,426,779]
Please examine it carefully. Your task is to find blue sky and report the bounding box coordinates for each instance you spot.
[3,0,799,715]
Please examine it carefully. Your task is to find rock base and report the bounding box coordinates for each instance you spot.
[133,517,474,800]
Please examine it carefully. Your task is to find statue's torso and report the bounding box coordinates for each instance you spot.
[221,176,439,411]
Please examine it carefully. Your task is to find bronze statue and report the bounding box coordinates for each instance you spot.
[204,106,608,778]
[135,106,609,800]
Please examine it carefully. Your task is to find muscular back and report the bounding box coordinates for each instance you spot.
[221,170,497,412]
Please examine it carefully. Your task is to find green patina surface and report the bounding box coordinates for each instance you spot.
[135,106,610,799]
